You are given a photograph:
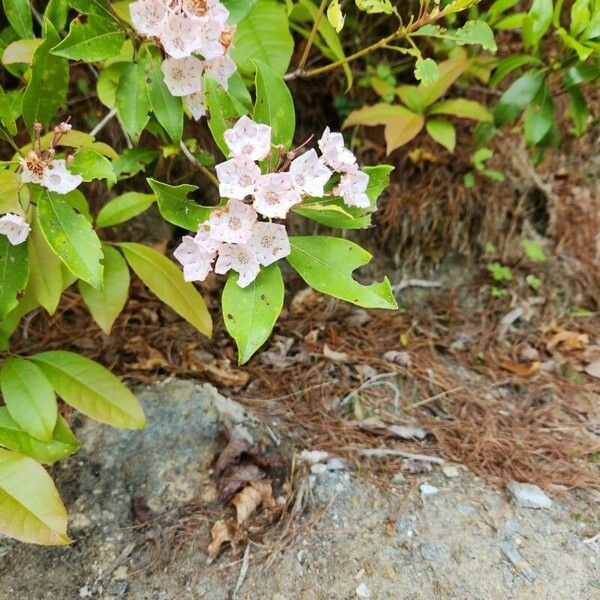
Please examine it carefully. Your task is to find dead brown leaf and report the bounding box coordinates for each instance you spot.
[323,344,350,363]
[218,464,265,501]
[184,350,249,387]
[546,330,589,353]
[232,481,274,524]
[213,428,255,475]
[498,360,541,376]
[207,520,233,562]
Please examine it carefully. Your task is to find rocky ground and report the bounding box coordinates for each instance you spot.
[0,379,599,600]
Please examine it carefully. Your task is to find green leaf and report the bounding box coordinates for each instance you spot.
[230,0,294,77]
[69,150,116,185]
[416,55,470,108]
[37,190,104,289]
[523,0,553,49]
[205,76,244,157]
[0,357,57,443]
[567,85,588,136]
[0,409,79,464]
[62,189,93,222]
[2,39,43,65]
[223,0,259,23]
[521,239,546,262]
[115,61,151,140]
[2,0,33,38]
[44,0,70,32]
[142,45,183,142]
[556,27,593,60]
[96,192,155,228]
[68,0,113,17]
[327,0,345,32]
[223,264,284,364]
[570,0,590,36]
[490,54,541,86]
[452,21,497,52]
[429,98,492,121]
[52,15,124,61]
[287,236,397,309]
[426,118,456,152]
[31,351,145,429]
[97,61,125,109]
[0,234,28,320]
[492,70,545,127]
[118,242,212,337]
[27,213,63,315]
[355,0,395,13]
[415,58,440,86]
[0,172,19,214]
[20,128,119,159]
[0,448,69,545]
[253,59,295,150]
[22,20,69,129]
[0,86,17,135]
[79,245,130,335]
[524,83,554,146]
[147,179,212,230]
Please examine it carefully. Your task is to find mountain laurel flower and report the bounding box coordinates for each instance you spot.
[21,154,82,195]
[130,0,167,37]
[253,173,301,219]
[214,243,261,288]
[184,88,207,120]
[248,222,290,266]
[209,199,257,244]
[0,213,30,245]
[337,168,370,209]
[224,116,272,162]
[289,148,332,197]
[203,54,237,89]
[160,12,202,59]
[173,235,215,282]
[318,127,357,173]
[215,155,261,200]
[161,56,204,96]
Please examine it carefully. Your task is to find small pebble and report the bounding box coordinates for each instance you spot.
[420,483,438,497]
[356,582,372,598]
[507,482,552,509]
[442,465,460,478]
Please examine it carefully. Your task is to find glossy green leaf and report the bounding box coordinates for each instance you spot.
[68,0,113,16]
[223,264,284,364]
[115,61,151,140]
[492,70,545,127]
[524,83,554,145]
[0,172,20,214]
[205,76,243,157]
[0,86,17,135]
[20,129,119,159]
[415,58,439,85]
[253,59,295,150]
[426,118,456,152]
[31,351,145,429]
[119,242,212,337]
[142,45,183,142]
[37,190,104,289]
[417,55,470,108]
[44,0,69,31]
[567,85,588,136]
[429,98,492,121]
[52,15,124,61]
[2,0,33,38]
[96,192,155,228]
[230,0,294,77]
[287,236,397,309]
[69,150,116,185]
[490,54,541,86]
[27,213,63,315]
[0,235,28,320]
[452,20,497,52]
[79,245,130,335]
[0,357,57,443]
[523,0,553,49]
[148,179,212,230]
[0,448,69,545]
[22,20,69,129]
[224,0,259,23]
[557,27,593,61]
[0,409,79,464]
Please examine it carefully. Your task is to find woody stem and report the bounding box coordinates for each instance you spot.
[298,0,328,71]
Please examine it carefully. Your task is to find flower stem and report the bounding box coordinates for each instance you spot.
[179,140,219,188]
[298,0,328,71]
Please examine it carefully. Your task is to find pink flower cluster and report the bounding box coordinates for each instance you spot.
[130,0,236,120]
[174,116,371,288]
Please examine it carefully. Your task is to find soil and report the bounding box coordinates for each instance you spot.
[0,379,599,600]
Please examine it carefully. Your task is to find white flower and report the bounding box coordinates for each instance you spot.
[42,160,82,195]
[184,88,206,120]
[318,127,357,172]
[215,155,261,200]
[196,21,227,60]
[337,168,370,208]
[289,148,332,197]
[209,199,257,244]
[161,56,204,96]
[161,12,200,59]
[130,0,167,37]
[173,235,215,282]
[214,243,260,288]
[0,213,30,245]
[248,222,290,266]
[253,173,301,219]
[224,115,272,161]
[20,152,45,186]
[204,54,236,89]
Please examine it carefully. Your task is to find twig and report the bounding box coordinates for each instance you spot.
[403,386,464,411]
[393,279,442,292]
[232,544,251,599]
[298,0,328,71]
[90,108,116,136]
[348,446,444,464]
[179,140,219,187]
[339,372,400,408]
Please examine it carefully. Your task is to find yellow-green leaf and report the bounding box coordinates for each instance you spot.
[384,110,425,153]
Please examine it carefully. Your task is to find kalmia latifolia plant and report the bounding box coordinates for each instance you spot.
[0,0,502,545]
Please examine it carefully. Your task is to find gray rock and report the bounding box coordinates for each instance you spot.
[420,542,450,562]
[420,483,438,497]
[442,465,460,478]
[501,541,538,582]
[507,482,552,509]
